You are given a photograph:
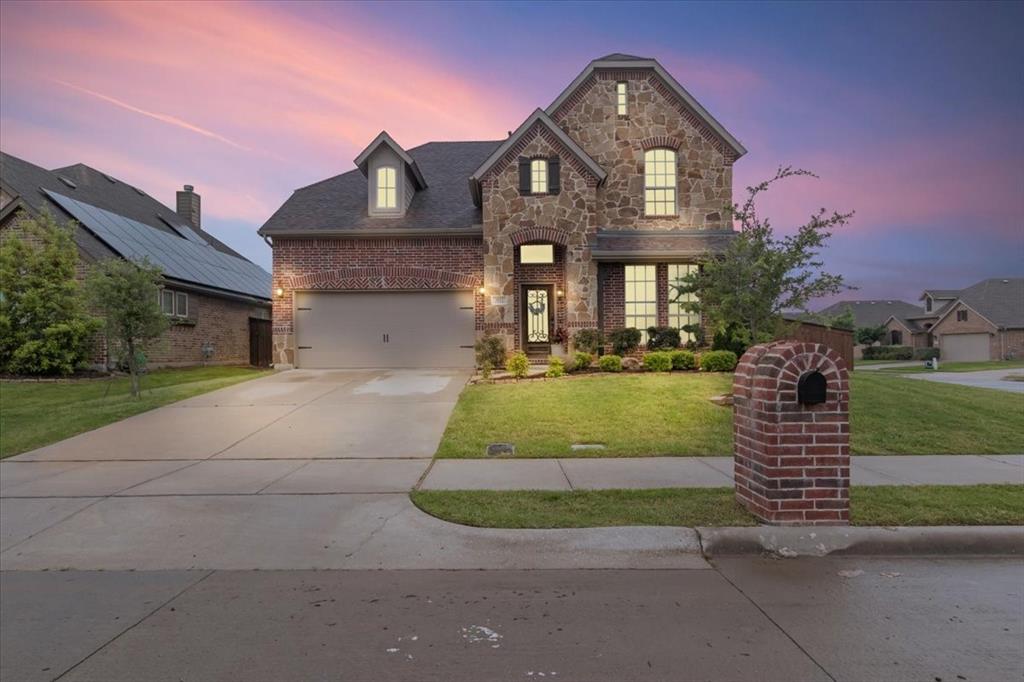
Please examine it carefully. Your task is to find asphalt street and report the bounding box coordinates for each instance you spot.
[3,557,1022,682]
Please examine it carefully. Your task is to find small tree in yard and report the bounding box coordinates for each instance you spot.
[0,212,100,375]
[856,325,887,346]
[675,167,852,347]
[85,258,168,397]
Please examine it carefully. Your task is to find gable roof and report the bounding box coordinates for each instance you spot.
[922,289,960,300]
[468,108,607,206]
[815,299,924,329]
[1,152,245,260]
[353,132,427,190]
[545,55,747,159]
[259,140,501,236]
[954,278,1024,328]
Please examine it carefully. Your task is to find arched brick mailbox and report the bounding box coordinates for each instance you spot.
[733,341,850,525]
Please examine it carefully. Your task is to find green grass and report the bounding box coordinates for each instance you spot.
[855,359,915,366]
[436,373,735,458]
[0,366,271,458]
[878,359,1024,374]
[436,372,1024,458]
[411,485,1024,528]
[850,373,1024,454]
[411,488,758,528]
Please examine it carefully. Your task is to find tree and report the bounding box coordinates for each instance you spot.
[675,167,852,346]
[822,306,856,331]
[856,325,887,346]
[85,258,168,397]
[0,211,100,375]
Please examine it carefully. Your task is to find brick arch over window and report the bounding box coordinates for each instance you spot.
[288,266,479,291]
[507,226,570,247]
[639,136,683,151]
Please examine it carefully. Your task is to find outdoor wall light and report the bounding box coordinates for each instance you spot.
[556,289,564,297]
[275,287,284,298]
[478,286,487,294]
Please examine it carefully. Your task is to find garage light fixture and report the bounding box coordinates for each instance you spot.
[275,287,284,298]
[556,289,564,297]
[478,286,486,295]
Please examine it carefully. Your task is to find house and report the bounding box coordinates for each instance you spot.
[260,54,746,368]
[814,299,924,358]
[882,278,1024,361]
[0,152,273,368]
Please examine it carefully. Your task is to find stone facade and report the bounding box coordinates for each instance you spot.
[270,236,484,365]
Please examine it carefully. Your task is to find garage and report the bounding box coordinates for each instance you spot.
[294,290,475,368]
[941,333,991,362]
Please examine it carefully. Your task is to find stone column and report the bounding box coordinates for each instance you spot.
[732,341,850,526]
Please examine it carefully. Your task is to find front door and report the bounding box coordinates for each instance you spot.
[522,285,553,354]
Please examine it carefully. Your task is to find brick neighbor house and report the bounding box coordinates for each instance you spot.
[260,54,746,369]
[880,279,1024,361]
[814,299,925,359]
[0,152,272,368]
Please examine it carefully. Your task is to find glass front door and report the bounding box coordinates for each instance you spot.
[524,287,550,345]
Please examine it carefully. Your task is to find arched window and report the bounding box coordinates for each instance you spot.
[376,167,397,209]
[644,149,677,216]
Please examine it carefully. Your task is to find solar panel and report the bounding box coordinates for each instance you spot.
[158,215,209,246]
[45,190,270,300]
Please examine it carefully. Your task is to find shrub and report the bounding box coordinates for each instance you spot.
[642,351,673,372]
[479,361,493,382]
[572,351,593,372]
[670,349,696,370]
[645,326,681,350]
[598,354,623,372]
[545,356,566,378]
[608,327,642,355]
[914,347,940,361]
[573,328,604,354]
[862,345,913,361]
[700,350,738,372]
[505,351,529,379]
[856,325,887,346]
[681,323,705,350]
[711,322,748,357]
[474,333,506,369]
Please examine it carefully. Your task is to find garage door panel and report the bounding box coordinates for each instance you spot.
[295,291,474,368]
[942,333,990,362]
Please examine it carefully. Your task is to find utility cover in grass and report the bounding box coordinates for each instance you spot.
[486,443,515,456]
[571,443,607,451]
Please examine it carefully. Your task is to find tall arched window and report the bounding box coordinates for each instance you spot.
[376,166,397,209]
[644,149,677,216]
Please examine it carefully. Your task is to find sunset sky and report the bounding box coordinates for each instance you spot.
[2,1,1021,305]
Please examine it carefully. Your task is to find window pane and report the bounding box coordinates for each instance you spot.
[175,292,188,317]
[616,81,627,116]
[530,159,548,194]
[520,244,554,264]
[376,167,397,209]
[643,149,677,216]
[161,290,173,314]
[624,265,658,343]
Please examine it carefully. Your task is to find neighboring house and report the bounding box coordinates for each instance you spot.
[260,54,746,368]
[0,152,273,368]
[814,299,925,358]
[882,278,1024,362]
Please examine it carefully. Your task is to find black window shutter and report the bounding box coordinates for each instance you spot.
[549,157,561,194]
[518,157,531,195]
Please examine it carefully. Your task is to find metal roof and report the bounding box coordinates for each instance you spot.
[45,190,271,301]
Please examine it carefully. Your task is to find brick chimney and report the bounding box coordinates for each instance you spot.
[176,185,201,228]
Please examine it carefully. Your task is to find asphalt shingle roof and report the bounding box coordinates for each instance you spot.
[956,278,1024,328]
[259,140,502,235]
[815,300,924,329]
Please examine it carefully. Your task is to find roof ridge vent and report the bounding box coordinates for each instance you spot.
[57,176,77,189]
[101,173,117,183]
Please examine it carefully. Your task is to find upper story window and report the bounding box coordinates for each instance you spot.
[925,296,932,312]
[530,159,549,194]
[616,82,628,116]
[520,244,554,264]
[376,166,397,209]
[644,149,677,216]
[956,309,968,322]
[159,289,188,317]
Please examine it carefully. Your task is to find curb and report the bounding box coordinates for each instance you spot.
[696,525,1024,558]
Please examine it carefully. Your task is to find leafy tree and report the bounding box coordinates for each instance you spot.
[0,212,100,375]
[675,167,852,345]
[856,325,887,346]
[85,258,168,397]
[822,305,856,331]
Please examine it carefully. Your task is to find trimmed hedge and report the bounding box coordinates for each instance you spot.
[608,328,642,356]
[862,345,913,361]
[642,351,673,372]
[545,356,566,378]
[573,328,604,354]
[670,349,696,370]
[645,326,681,350]
[700,350,738,372]
[505,351,529,379]
[598,354,623,372]
[572,351,593,371]
[913,347,940,361]
[474,333,506,369]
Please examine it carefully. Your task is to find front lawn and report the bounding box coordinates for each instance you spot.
[0,366,271,458]
[411,485,1024,528]
[436,372,1024,457]
[878,359,1024,374]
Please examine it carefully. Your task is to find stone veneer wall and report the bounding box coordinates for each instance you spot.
[552,69,735,231]
[480,129,600,351]
[271,236,485,366]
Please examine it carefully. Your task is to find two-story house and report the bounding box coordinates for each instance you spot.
[260,54,746,368]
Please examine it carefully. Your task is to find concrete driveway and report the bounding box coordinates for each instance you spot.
[900,368,1024,393]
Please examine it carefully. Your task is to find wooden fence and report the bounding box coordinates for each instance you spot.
[783,319,855,369]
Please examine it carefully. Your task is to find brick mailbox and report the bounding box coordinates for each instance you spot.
[733,341,850,525]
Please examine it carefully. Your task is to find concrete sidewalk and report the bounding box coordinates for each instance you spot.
[420,454,1024,490]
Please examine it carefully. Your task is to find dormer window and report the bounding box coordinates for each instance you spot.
[376,167,397,209]
[616,82,627,116]
[530,159,549,194]
[925,296,932,312]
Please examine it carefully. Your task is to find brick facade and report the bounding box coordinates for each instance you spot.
[732,341,850,526]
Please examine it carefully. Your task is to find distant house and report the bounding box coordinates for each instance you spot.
[883,279,1024,362]
[814,300,924,359]
[0,152,272,368]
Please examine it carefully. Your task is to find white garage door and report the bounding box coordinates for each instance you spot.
[294,291,475,368]
[941,333,990,362]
